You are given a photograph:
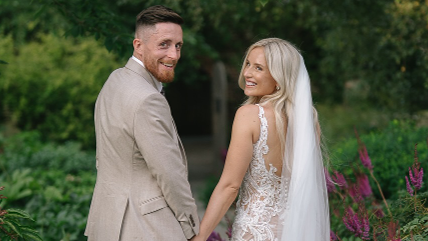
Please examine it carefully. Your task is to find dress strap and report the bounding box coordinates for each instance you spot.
[255,104,267,125]
[255,104,268,154]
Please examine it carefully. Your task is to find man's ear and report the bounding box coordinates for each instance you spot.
[133,38,144,55]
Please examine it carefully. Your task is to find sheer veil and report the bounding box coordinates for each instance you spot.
[278,55,330,240]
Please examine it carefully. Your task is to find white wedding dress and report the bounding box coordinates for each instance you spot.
[231,55,330,241]
[232,105,289,241]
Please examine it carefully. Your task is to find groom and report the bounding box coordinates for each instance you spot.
[85,5,199,241]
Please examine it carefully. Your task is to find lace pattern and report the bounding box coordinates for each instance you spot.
[232,105,289,241]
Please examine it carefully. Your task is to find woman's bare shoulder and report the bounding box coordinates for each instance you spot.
[235,104,260,121]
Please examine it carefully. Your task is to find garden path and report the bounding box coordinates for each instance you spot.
[183,136,232,239]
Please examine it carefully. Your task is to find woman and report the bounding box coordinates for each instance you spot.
[191,38,329,241]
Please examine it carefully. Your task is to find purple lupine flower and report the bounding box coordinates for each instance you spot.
[207,231,225,241]
[332,171,348,190]
[357,174,372,198]
[348,184,363,203]
[405,144,424,195]
[358,145,373,170]
[360,212,370,240]
[325,168,336,193]
[330,230,338,240]
[224,215,233,239]
[409,166,424,190]
[343,207,362,236]
[405,176,414,196]
[343,206,370,240]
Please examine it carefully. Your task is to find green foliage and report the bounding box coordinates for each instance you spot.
[327,123,428,240]
[331,120,428,199]
[0,32,122,148]
[301,0,428,111]
[39,0,428,113]
[0,187,43,241]
[0,131,95,174]
[0,131,96,240]
[23,170,94,240]
[390,191,428,240]
[0,169,34,207]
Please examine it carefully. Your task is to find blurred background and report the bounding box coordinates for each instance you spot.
[0,0,427,240]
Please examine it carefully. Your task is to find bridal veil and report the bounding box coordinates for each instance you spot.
[278,54,330,240]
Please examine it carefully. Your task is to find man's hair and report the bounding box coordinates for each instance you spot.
[136,5,183,29]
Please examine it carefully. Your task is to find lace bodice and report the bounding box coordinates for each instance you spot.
[231,105,289,241]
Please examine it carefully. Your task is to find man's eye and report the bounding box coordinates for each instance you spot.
[160,42,168,48]
[175,44,182,50]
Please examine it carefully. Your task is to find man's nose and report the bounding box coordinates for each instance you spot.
[167,47,179,60]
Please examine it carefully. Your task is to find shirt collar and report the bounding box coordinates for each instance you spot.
[131,56,163,92]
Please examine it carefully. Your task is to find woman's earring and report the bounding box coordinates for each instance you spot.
[276,86,280,91]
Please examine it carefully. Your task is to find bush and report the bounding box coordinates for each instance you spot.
[0,33,122,148]
[0,131,96,240]
[331,120,428,199]
[0,131,95,174]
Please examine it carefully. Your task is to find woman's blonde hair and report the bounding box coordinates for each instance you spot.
[238,38,321,153]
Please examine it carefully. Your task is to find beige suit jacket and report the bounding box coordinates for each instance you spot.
[85,58,199,240]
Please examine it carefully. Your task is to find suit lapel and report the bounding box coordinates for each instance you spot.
[125,58,158,90]
[125,58,188,171]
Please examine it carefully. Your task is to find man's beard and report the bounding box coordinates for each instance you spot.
[144,56,176,83]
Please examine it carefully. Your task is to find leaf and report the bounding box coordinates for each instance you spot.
[3,219,23,237]
[5,208,33,221]
[33,2,47,19]
[0,60,8,64]
[20,226,43,241]
[259,0,269,7]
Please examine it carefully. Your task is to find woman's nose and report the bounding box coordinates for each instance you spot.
[244,68,252,78]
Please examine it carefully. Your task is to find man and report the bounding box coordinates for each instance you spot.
[85,5,199,241]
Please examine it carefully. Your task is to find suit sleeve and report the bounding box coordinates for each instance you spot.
[134,93,200,238]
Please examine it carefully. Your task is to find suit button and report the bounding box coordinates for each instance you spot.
[189,215,195,227]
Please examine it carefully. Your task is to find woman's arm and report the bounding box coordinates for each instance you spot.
[191,105,259,241]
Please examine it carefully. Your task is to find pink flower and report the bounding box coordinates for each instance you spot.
[358,146,373,170]
[225,215,233,239]
[405,144,424,195]
[357,174,372,198]
[332,171,348,190]
[343,206,370,240]
[405,176,414,196]
[207,231,225,241]
[409,166,424,190]
[348,184,363,203]
[325,168,336,193]
[354,128,373,170]
[330,230,338,240]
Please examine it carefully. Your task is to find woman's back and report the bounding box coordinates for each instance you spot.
[232,104,289,241]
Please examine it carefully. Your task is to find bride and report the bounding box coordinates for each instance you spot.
[191,38,330,241]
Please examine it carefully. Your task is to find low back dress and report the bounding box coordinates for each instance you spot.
[231,104,290,241]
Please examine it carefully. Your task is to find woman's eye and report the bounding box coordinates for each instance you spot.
[256,66,262,71]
